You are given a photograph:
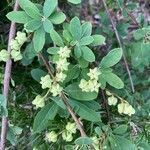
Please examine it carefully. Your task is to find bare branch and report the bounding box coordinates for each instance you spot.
[101,0,135,93]
[0,1,19,149]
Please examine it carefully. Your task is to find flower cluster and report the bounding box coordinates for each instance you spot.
[32,47,71,108]
[106,91,135,116]
[45,131,58,143]
[79,67,101,93]
[45,122,77,143]
[0,49,10,62]
[32,95,45,109]
[118,102,135,116]
[10,31,27,61]
[62,122,77,142]
[40,74,63,97]
[55,46,71,82]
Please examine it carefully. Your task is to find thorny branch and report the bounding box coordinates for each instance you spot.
[101,0,135,93]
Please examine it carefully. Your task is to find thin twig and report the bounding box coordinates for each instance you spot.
[38,53,86,137]
[101,0,135,93]
[61,93,86,137]
[0,1,19,150]
[101,90,110,122]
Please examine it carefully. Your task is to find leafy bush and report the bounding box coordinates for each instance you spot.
[0,0,150,149]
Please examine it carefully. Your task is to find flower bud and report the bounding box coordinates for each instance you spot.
[66,122,77,134]
[45,131,58,143]
[32,95,45,109]
[108,96,118,106]
[40,75,52,89]
[62,130,73,142]
[11,50,22,62]
[0,49,10,62]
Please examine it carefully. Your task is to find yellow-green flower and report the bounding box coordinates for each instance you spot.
[32,95,45,109]
[55,72,67,82]
[15,31,27,45]
[56,58,69,71]
[62,130,73,142]
[11,50,22,62]
[118,102,135,116]
[87,79,101,93]
[79,79,89,92]
[45,131,58,143]
[0,49,10,62]
[51,83,63,97]
[57,46,71,58]
[10,39,20,50]
[40,75,52,89]
[108,96,118,106]
[87,67,101,80]
[66,122,77,134]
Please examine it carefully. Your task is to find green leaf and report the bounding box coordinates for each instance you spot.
[103,72,124,89]
[63,30,73,42]
[51,97,66,109]
[78,58,89,68]
[64,65,80,83]
[70,17,82,40]
[74,45,82,58]
[43,0,58,18]
[49,12,66,24]
[47,47,60,54]
[6,11,32,24]
[80,36,94,45]
[113,125,128,135]
[43,19,53,33]
[50,29,64,47]
[75,137,93,145]
[33,27,45,52]
[25,20,42,31]
[65,83,98,101]
[23,42,37,59]
[31,68,47,82]
[81,46,95,62]
[90,35,105,46]
[82,22,92,37]
[68,0,81,4]
[70,100,101,122]
[19,0,40,13]
[100,48,122,68]
[24,6,41,19]
[33,102,59,132]
[133,28,150,40]
[113,136,137,150]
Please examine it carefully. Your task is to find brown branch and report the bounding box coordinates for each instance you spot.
[101,0,135,93]
[0,1,19,150]
[101,90,110,122]
[38,53,86,137]
[38,52,54,78]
